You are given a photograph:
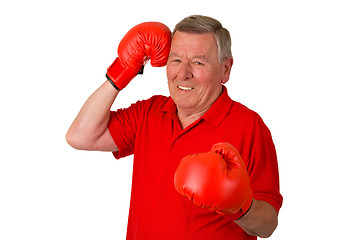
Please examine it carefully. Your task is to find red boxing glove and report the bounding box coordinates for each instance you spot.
[106,22,171,90]
[174,142,253,216]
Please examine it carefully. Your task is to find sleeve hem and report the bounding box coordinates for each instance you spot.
[253,194,283,213]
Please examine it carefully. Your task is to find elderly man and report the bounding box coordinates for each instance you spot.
[66,15,282,240]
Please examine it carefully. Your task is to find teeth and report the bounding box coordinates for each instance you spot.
[178,85,193,90]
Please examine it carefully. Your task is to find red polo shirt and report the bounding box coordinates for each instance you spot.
[108,86,283,240]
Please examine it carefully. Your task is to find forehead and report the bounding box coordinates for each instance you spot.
[170,31,218,58]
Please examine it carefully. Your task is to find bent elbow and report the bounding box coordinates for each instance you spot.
[66,130,79,150]
[65,129,88,150]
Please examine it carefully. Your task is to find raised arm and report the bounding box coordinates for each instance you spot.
[66,22,171,152]
[66,80,119,151]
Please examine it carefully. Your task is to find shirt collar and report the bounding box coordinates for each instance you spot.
[162,96,178,121]
[162,85,233,127]
[201,86,233,126]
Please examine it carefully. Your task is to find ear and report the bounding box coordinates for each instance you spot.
[221,57,233,84]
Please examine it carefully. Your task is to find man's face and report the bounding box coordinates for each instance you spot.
[166,31,232,114]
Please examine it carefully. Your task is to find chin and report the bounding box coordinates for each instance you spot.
[172,97,195,109]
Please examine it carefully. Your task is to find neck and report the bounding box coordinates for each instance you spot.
[177,106,211,129]
[175,86,224,129]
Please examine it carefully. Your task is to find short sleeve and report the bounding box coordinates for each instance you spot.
[107,100,145,159]
[248,117,283,213]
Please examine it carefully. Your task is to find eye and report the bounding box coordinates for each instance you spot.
[194,61,204,66]
[170,59,181,64]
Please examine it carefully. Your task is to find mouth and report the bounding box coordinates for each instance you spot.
[177,85,194,91]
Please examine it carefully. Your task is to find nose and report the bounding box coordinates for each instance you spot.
[178,62,193,81]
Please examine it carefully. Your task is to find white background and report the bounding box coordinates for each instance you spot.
[1,0,359,239]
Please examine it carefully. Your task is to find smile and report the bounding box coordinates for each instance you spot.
[177,85,194,91]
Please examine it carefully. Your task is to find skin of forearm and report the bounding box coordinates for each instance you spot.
[66,81,119,150]
[235,199,278,238]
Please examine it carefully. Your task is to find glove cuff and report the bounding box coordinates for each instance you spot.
[221,188,254,221]
[106,57,137,90]
[105,73,120,90]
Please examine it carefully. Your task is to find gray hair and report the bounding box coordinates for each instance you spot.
[173,15,232,62]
